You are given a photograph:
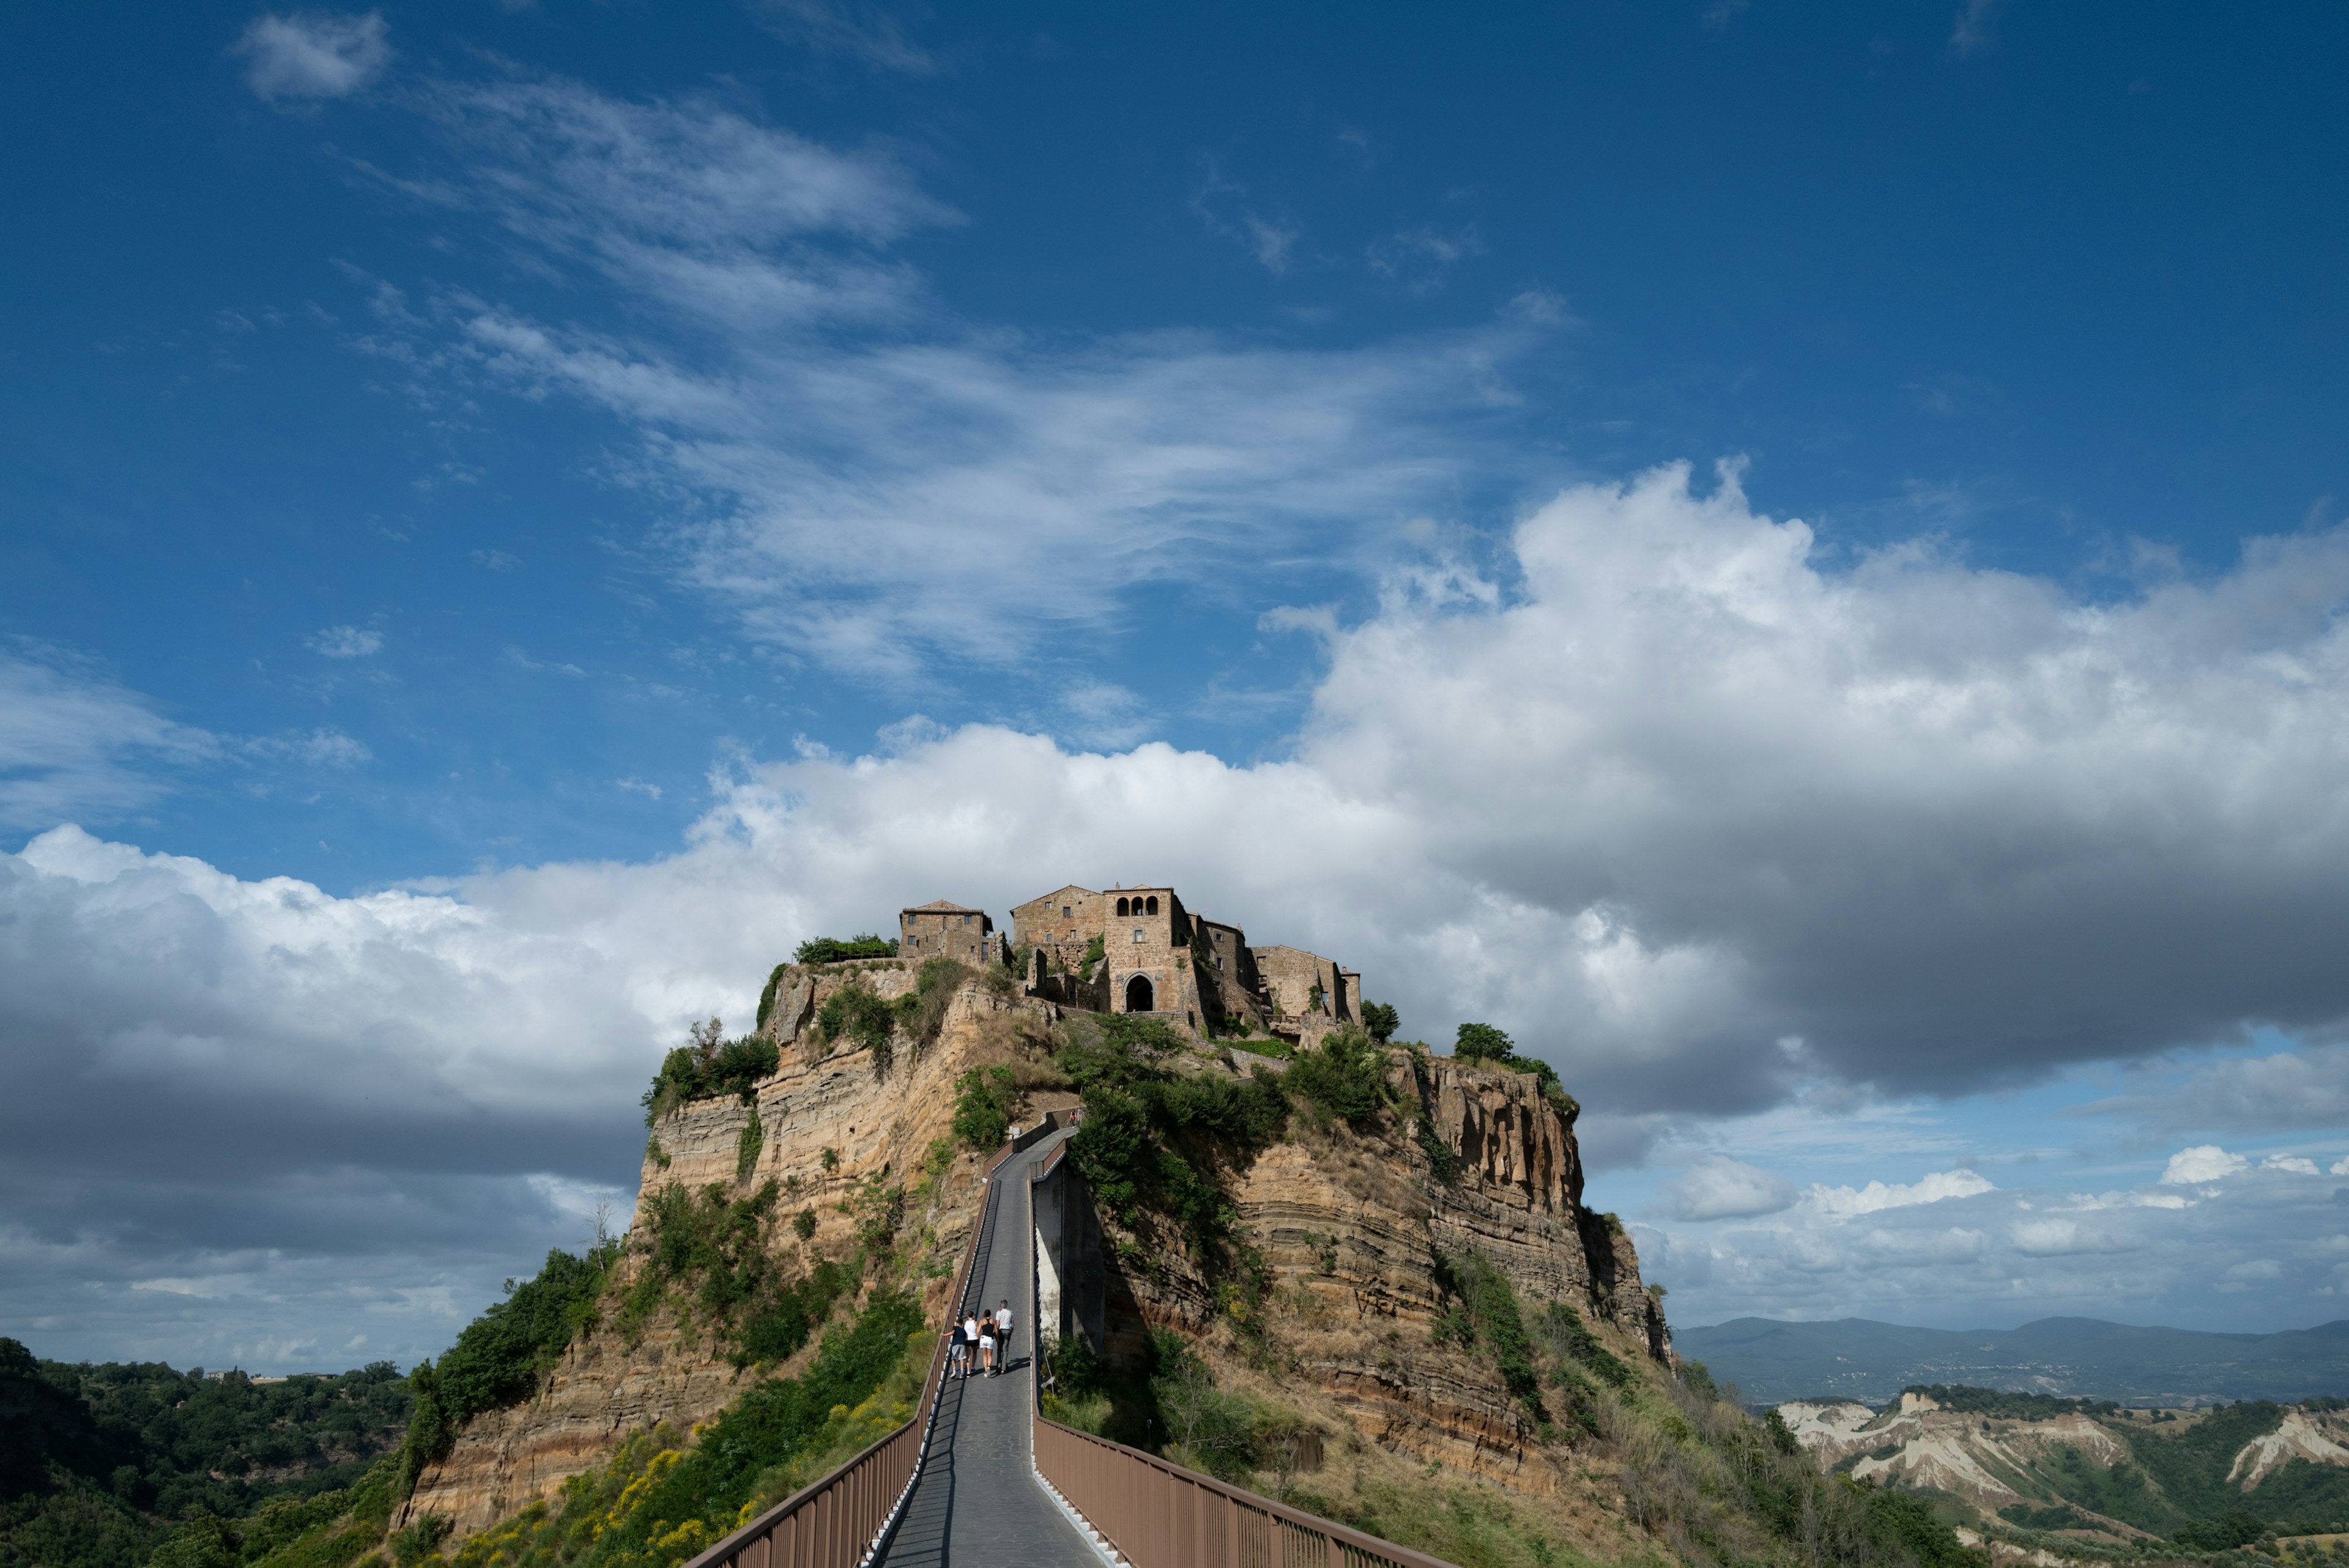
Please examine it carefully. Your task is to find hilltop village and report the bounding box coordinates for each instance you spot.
[896,882,1364,1046]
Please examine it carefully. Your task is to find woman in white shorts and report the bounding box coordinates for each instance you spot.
[977,1320,996,1375]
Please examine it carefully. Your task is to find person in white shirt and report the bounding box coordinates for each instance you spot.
[993,1301,1015,1377]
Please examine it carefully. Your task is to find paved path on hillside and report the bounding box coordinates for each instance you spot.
[874,1132,1099,1568]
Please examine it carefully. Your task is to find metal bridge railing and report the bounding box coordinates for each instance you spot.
[1024,1155,1460,1568]
[680,1113,1062,1568]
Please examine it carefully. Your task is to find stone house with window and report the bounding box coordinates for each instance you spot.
[899,900,1003,967]
[1013,884,1109,975]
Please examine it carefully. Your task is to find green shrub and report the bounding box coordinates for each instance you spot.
[1284,1025,1390,1128]
[1078,933,1105,981]
[641,1022,779,1125]
[428,1291,924,1568]
[394,1244,615,1496]
[793,934,897,963]
[792,1206,817,1242]
[812,980,898,1074]
[1538,1301,1632,1389]
[625,1180,854,1370]
[897,956,968,1062]
[1436,1252,1545,1422]
[951,1066,1017,1149]
[736,1105,765,1182]
[1453,1021,1515,1062]
[1063,1033,1286,1257]
[2175,1510,2273,1551]
[387,1512,450,1567]
[753,962,789,1033]
[1360,1000,1400,1043]
[1149,1329,1261,1482]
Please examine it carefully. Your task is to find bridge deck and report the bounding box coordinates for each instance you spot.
[875,1134,1098,1568]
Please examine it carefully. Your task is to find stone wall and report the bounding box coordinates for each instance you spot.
[1250,945,1354,1030]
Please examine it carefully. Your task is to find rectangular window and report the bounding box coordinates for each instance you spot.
[1132,929,1144,943]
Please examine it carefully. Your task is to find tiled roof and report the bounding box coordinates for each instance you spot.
[904,899,982,913]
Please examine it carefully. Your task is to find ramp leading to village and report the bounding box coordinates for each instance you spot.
[874,1130,1100,1568]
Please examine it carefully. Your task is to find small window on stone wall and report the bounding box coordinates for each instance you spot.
[1132,929,1144,943]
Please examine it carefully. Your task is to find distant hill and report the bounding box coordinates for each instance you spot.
[0,1336,409,1568]
[1674,1316,2349,1406]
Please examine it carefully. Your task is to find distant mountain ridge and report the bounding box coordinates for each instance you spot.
[1674,1315,2349,1405]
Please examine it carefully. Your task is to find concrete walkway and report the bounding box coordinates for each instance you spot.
[875,1134,1099,1568]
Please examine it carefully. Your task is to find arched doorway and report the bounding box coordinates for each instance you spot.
[1124,973,1155,1013]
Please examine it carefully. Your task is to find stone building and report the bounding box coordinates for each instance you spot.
[1252,945,1361,1025]
[1014,884,1108,975]
[899,899,1002,967]
[1008,882,1360,1043]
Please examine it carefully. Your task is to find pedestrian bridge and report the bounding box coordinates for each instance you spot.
[680,1121,1452,1568]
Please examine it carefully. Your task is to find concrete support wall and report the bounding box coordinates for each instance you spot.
[1033,1154,1105,1355]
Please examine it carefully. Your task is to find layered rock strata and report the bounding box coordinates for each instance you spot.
[399,966,1058,1537]
[1094,1054,1670,1493]
[404,959,1671,1538]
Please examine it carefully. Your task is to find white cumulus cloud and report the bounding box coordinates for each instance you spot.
[1803,1169,1994,1219]
[2162,1145,2251,1184]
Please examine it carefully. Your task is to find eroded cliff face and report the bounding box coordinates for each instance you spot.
[1097,1053,1672,1495]
[406,966,1671,1542]
[400,965,1061,1538]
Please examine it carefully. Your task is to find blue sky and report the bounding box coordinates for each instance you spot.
[4,0,2349,1372]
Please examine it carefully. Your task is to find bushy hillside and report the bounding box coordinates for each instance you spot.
[0,1337,410,1568]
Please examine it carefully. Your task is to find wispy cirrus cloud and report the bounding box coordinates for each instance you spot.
[310,624,382,658]
[1950,0,2002,57]
[0,647,217,831]
[347,72,1559,680]
[234,10,392,102]
[751,0,939,75]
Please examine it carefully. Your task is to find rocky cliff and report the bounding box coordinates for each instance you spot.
[403,958,1672,1543]
[1093,1050,1670,1495]
[399,963,1063,1536]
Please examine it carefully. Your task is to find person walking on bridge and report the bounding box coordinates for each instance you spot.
[993,1299,1015,1376]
